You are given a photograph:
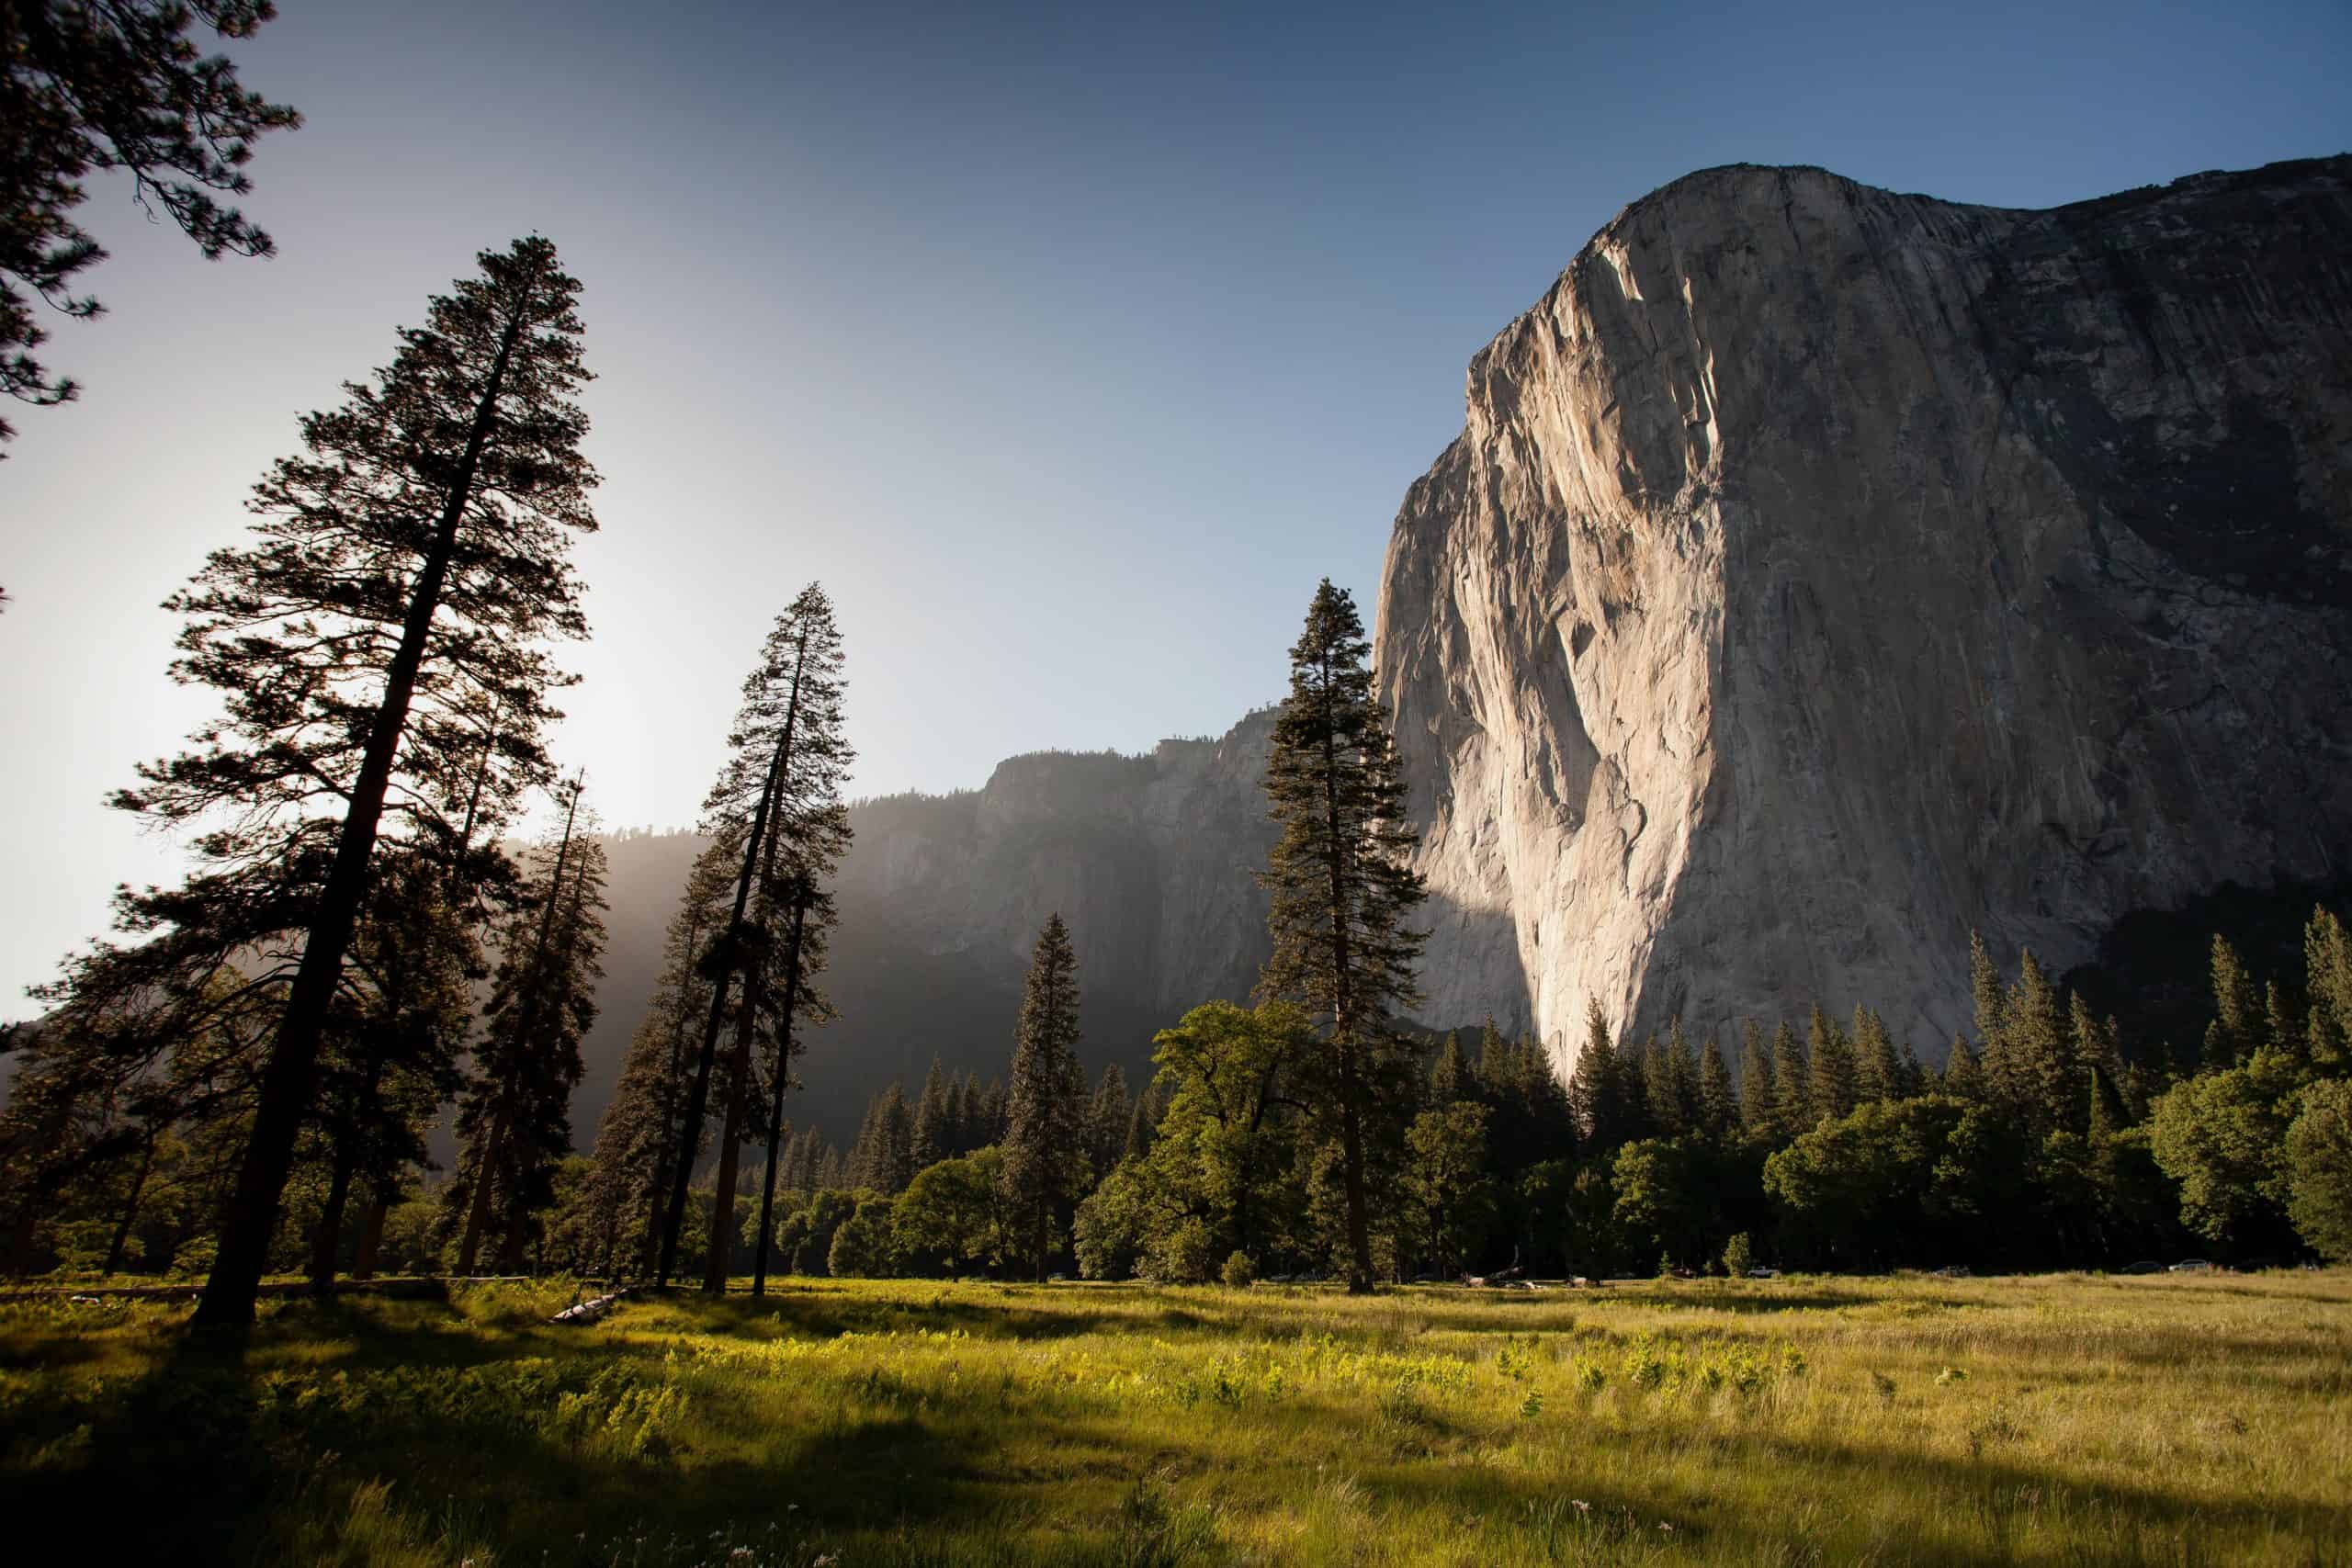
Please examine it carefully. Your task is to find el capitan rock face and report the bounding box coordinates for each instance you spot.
[1375,156,2352,1068]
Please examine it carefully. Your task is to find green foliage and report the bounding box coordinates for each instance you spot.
[2147,1062,2295,1248]
[1002,913,1087,1280]
[2283,1078,2352,1261]
[826,1196,899,1278]
[897,1146,1015,1275]
[1260,580,1427,1292]
[1405,1101,1493,1276]
[0,1,300,446]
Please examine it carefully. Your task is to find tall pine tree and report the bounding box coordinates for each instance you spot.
[1002,914,1084,1281]
[1257,580,1426,1292]
[450,782,609,1273]
[121,237,600,1327]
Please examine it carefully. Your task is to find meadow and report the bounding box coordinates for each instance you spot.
[0,1271,2346,1567]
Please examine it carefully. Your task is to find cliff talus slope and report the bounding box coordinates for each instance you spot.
[1375,157,2352,1066]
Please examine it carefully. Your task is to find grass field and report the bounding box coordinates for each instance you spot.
[1,1270,2346,1566]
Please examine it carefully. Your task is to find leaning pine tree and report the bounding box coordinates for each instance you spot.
[450,780,609,1274]
[1258,580,1426,1293]
[588,836,737,1276]
[655,584,852,1290]
[1001,913,1085,1282]
[131,236,599,1326]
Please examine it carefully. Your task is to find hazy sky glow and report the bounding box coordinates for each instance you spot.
[3,0,2347,1013]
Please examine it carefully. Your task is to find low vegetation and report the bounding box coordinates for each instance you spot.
[3,1270,2346,1565]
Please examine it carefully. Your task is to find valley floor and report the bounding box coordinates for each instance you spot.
[1,1271,2346,1566]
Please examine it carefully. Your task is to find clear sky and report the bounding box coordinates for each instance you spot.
[2,0,2346,1014]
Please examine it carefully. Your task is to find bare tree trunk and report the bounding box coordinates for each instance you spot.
[102,1129,159,1278]
[1318,654,1374,1294]
[194,280,536,1331]
[751,895,811,1298]
[351,1184,392,1280]
[308,1133,356,1292]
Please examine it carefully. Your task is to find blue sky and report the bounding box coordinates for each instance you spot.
[2,0,2346,1010]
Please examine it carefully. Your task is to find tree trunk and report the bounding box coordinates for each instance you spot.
[102,1129,159,1279]
[193,279,536,1331]
[351,1185,391,1280]
[703,1088,745,1293]
[657,629,808,1286]
[309,1133,356,1292]
[497,1199,532,1275]
[453,1117,506,1276]
[751,894,811,1298]
[1317,654,1374,1294]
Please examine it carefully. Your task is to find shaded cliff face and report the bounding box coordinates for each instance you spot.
[568,713,1280,1145]
[837,708,1279,1017]
[1375,157,2352,1067]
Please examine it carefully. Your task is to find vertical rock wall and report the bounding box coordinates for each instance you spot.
[1374,158,2352,1068]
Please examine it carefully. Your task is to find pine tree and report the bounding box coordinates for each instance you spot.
[1697,1035,1737,1144]
[1853,1007,1902,1104]
[451,783,609,1273]
[1639,1032,1685,1137]
[2205,934,2262,1070]
[911,1057,951,1170]
[1002,914,1084,1280]
[1429,1032,1474,1104]
[0,1,300,452]
[138,237,597,1327]
[1970,931,2007,1056]
[1771,1022,1811,1139]
[2007,952,2072,1136]
[1736,1021,1778,1144]
[306,851,476,1288]
[1086,1065,1133,1175]
[2306,908,2352,1073]
[1941,1034,1984,1101]
[1257,580,1426,1294]
[1567,1002,1623,1151]
[747,852,849,1298]
[1807,1006,1859,1124]
[1475,1017,1512,1101]
[655,585,853,1291]
[590,837,735,1276]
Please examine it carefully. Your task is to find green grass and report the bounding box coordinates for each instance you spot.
[2,1270,2347,1565]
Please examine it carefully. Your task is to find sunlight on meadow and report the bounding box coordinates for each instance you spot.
[3,1270,2346,1565]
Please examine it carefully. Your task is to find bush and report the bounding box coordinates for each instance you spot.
[1145,1217,1215,1284]
[1220,1250,1255,1288]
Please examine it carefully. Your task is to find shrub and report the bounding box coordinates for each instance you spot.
[1144,1218,1215,1284]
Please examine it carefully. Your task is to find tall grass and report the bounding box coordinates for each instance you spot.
[2,1271,2346,1564]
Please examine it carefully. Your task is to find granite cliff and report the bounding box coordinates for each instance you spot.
[571,714,1280,1144]
[1376,155,2352,1068]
